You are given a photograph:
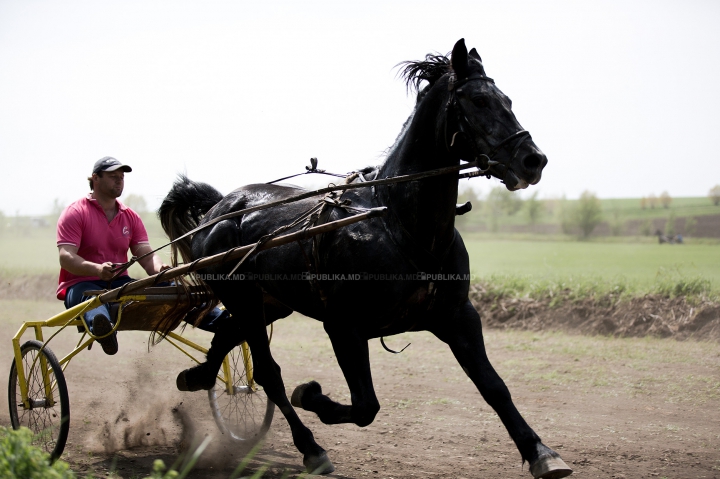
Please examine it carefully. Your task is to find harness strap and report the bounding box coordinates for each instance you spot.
[109,159,481,280]
[380,337,411,354]
[226,200,326,277]
[266,158,349,184]
[267,188,374,306]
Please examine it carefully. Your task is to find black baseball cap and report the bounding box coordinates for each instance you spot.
[92,156,132,174]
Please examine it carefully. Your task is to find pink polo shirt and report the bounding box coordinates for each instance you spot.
[56,194,149,299]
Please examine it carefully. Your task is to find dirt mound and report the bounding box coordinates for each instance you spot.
[0,273,57,301]
[469,284,720,341]
[4,273,718,341]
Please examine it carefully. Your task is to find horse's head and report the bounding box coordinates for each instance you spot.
[400,39,547,191]
[448,39,547,190]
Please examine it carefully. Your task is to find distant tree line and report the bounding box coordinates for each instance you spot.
[0,193,151,238]
[640,191,672,209]
[641,187,720,209]
[457,186,606,238]
[456,185,720,239]
[710,185,720,206]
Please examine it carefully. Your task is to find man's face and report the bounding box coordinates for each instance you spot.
[93,170,125,198]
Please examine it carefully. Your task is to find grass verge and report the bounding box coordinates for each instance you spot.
[475,269,717,305]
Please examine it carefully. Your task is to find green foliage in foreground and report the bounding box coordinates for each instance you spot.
[145,438,320,479]
[0,428,289,479]
[0,427,76,479]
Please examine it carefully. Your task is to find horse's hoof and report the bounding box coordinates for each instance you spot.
[529,454,572,479]
[176,366,215,392]
[303,451,335,474]
[176,370,194,391]
[291,381,321,408]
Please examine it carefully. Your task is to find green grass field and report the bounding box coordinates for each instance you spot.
[1,215,718,297]
[464,238,720,285]
[461,236,719,299]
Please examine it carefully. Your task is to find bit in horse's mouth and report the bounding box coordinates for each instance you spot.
[502,169,529,191]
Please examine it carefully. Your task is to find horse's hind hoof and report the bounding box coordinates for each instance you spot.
[303,451,335,474]
[176,365,216,392]
[291,380,321,408]
[529,454,572,478]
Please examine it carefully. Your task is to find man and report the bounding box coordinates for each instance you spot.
[56,156,170,355]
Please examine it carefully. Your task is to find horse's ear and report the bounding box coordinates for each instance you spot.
[451,38,469,79]
[469,48,482,63]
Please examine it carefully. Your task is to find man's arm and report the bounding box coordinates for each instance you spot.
[58,244,115,281]
[131,243,170,276]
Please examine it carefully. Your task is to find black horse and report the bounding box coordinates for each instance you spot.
[159,39,571,478]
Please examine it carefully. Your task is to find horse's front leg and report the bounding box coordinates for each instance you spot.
[291,321,380,427]
[429,300,572,479]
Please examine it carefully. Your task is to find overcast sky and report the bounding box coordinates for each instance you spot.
[1,0,719,215]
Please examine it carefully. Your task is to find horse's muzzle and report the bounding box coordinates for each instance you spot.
[505,148,547,190]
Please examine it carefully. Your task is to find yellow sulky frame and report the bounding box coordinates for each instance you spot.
[10,293,253,412]
[8,195,379,462]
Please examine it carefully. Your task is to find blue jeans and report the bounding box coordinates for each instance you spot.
[64,277,231,333]
[64,277,134,334]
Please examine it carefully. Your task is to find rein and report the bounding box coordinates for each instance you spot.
[112,74,532,280]
[110,158,485,279]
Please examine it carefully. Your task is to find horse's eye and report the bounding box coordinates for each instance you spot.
[472,97,486,108]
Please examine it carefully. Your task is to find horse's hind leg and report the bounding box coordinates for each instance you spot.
[177,221,247,391]
[176,316,244,391]
[291,322,380,427]
[219,283,334,474]
[176,287,294,392]
[429,300,572,479]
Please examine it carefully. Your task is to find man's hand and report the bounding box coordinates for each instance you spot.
[98,262,115,281]
[59,244,115,280]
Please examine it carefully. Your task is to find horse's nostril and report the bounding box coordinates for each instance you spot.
[522,154,542,170]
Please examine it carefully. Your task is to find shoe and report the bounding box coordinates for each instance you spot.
[92,313,118,355]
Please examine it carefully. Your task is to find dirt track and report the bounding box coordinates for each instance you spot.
[2,299,720,478]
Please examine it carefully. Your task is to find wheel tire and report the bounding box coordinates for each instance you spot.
[208,342,274,444]
[8,340,70,461]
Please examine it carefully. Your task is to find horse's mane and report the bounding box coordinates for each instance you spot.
[380,53,452,163]
[396,53,452,93]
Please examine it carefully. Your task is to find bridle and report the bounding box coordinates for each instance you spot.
[442,72,532,180]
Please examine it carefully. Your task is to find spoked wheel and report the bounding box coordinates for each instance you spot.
[208,342,274,444]
[8,340,70,461]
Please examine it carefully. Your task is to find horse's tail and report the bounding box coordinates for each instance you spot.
[158,174,223,267]
[153,175,223,343]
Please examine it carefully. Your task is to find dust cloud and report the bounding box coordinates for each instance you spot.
[87,363,256,471]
